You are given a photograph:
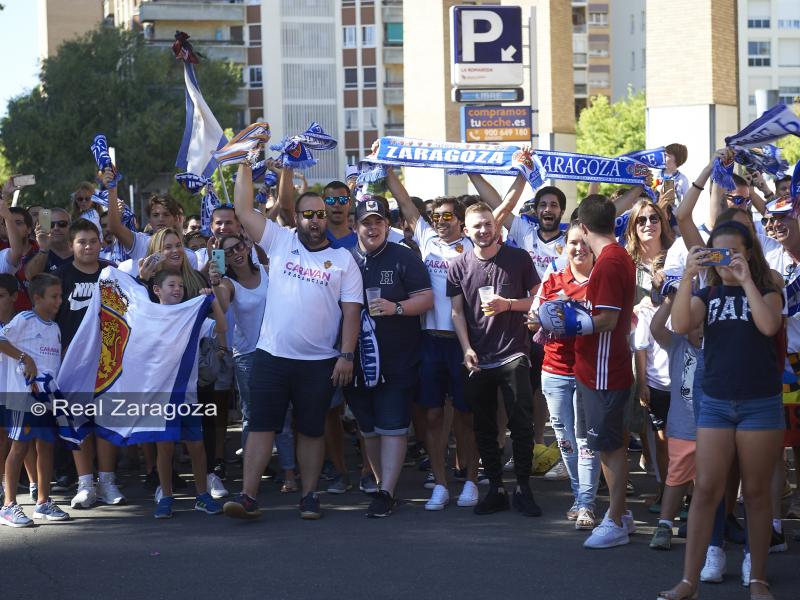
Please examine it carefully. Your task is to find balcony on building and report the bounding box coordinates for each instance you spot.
[384,84,403,106]
[384,122,404,136]
[138,0,245,23]
[382,0,402,24]
[383,46,403,64]
[144,35,246,63]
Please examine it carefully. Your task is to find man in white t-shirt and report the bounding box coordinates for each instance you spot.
[385,166,481,511]
[224,163,362,522]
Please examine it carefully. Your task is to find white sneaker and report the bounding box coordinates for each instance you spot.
[97,481,126,505]
[425,484,449,511]
[70,483,97,509]
[544,461,569,481]
[700,545,726,583]
[154,485,164,505]
[583,512,630,549]
[457,481,479,507]
[207,473,229,500]
[503,457,515,472]
[622,509,637,534]
[741,551,751,587]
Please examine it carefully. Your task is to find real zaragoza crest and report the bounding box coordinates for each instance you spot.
[95,279,131,394]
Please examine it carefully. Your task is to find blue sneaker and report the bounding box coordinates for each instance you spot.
[223,493,261,520]
[154,496,174,519]
[33,498,70,522]
[0,503,33,527]
[195,492,222,515]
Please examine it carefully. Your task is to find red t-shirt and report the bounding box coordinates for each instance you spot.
[574,243,635,390]
[538,264,589,376]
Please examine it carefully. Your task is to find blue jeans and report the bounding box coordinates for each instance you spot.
[541,372,601,510]
[235,352,295,471]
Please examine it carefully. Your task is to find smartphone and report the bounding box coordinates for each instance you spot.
[700,248,733,267]
[11,174,36,188]
[211,249,226,275]
[38,209,51,231]
[662,179,675,196]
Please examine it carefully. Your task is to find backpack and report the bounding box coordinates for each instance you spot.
[198,336,221,387]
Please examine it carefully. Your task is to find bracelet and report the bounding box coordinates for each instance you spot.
[507,299,513,312]
[18,351,26,363]
[691,182,704,191]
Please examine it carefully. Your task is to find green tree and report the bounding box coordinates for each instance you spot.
[575,89,646,197]
[777,102,800,166]
[0,26,240,208]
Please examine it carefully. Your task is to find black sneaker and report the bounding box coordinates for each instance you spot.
[724,513,746,545]
[143,468,158,491]
[223,493,262,520]
[366,490,396,518]
[299,492,322,520]
[512,486,542,517]
[213,460,226,481]
[452,468,467,482]
[51,474,76,493]
[473,487,509,515]
[769,527,788,553]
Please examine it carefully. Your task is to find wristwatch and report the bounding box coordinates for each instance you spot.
[394,302,404,315]
[339,352,354,361]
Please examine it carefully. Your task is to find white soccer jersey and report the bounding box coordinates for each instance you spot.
[0,310,61,400]
[256,220,363,360]
[508,216,567,279]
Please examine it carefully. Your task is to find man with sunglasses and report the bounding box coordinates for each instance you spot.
[24,208,73,279]
[385,166,483,511]
[225,163,362,521]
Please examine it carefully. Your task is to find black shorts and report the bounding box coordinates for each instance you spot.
[576,381,630,452]
[346,371,417,437]
[248,350,336,437]
[647,386,671,432]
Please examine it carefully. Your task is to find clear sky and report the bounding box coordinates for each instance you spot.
[0,1,41,118]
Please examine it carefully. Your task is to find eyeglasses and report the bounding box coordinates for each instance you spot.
[324,195,350,206]
[431,212,455,222]
[51,220,69,229]
[75,196,92,202]
[761,214,788,226]
[635,214,660,226]
[728,195,750,206]
[223,240,246,257]
[297,209,327,220]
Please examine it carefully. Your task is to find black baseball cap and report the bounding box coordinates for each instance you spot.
[356,198,389,222]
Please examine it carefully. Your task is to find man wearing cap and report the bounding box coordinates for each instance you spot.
[345,198,433,517]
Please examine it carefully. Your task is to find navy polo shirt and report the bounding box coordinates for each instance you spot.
[349,241,431,377]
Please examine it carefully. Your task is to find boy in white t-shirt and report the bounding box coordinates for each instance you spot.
[0,273,69,526]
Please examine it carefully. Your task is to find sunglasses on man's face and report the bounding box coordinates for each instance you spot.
[728,195,750,206]
[223,240,246,257]
[635,214,660,227]
[324,195,350,206]
[431,211,455,222]
[761,214,788,226]
[297,209,327,220]
[51,220,70,229]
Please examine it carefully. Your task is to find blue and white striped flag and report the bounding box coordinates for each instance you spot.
[174,33,227,179]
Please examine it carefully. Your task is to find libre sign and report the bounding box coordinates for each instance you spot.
[450,5,523,88]
[460,106,532,142]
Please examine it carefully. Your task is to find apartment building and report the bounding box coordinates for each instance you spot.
[38,0,103,59]
[737,0,800,125]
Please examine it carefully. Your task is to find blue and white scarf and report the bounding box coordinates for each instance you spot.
[175,172,218,236]
[361,137,652,197]
[358,309,381,388]
[211,122,271,167]
[713,104,800,190]
[270,122,338,169]
[620,147,666,170]
[91,134,122,189]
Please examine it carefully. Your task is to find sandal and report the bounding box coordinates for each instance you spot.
[749,579,774,600]
[657,579,698,600]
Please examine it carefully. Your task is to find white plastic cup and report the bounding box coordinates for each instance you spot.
[366,287,381,316]
[478,286,495,315]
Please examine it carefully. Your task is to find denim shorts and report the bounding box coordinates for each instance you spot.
[416,333,468,412]
[346,371,417,437]
[697,393,785,431]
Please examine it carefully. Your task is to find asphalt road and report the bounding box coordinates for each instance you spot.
[2,441,798,600]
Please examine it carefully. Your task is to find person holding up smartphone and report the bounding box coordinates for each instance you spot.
[659,221,784,600]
